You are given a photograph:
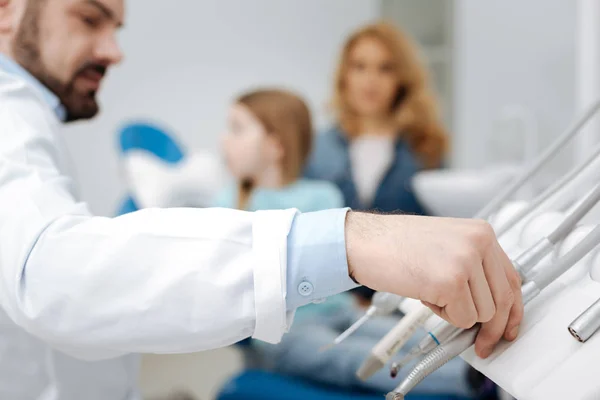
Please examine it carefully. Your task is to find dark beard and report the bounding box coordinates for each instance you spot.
[12,1,101,122]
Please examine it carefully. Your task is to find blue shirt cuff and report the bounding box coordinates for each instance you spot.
[286,208,359,311]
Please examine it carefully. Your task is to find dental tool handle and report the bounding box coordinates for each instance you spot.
[357,306,432,380]
[534,224,600,290]
[389,323,464,376]
[547,183,600,244]
[514,183,600,280]
[333,307,376,345]
[419,322,463,354]
[520,281,541,305]
[372,292,406,315]
[513,237,554,279]
[475,98,600,220]
[568,297,600,343]
[380,306,433,358]
[326,294,406,351]
[389,326,481,397]
[494,140,600,237]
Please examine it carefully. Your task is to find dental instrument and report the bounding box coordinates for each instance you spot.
[389,321,464,378]
[385,326,481,400]
[356,306,433,380]
[387,224,600,398]
[320,292,405,352]
[514,183,600,280]
[475,98,600,220]
[494,140,600,237]
[568,297,600,343]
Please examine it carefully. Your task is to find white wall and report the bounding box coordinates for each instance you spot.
[452,0,576,175]
[61,0,381,216]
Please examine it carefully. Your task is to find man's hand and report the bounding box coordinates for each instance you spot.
[345,212,523,358]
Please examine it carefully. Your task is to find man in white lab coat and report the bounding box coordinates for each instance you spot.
[0,0,523,399]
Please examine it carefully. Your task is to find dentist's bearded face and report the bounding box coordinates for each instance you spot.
[12,0,124,121]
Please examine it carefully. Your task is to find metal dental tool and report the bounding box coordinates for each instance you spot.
[387,224,600,398]
[389,321,464,378]
[514,183,600,281]
[475,98,600,220]
[385,326,481,400]
[319,292,405,352]
[568,296,600,343]
[494,140,600,237]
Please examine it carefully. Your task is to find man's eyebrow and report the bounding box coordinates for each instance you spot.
[84,0,124,27]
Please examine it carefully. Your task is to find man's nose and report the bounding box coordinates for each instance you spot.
[96,34,124,66]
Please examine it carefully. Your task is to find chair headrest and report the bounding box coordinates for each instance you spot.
[119,122,184,163]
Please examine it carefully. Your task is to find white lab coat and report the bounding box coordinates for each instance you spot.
[0,71,294,398]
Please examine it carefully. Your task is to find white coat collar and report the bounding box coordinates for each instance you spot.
[0,53,66,121]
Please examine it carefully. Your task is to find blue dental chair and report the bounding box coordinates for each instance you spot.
[116,121,185,215]
[114,122,480,400]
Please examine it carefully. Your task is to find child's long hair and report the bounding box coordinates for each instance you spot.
[331,21,449,168]
[235,89,313,209]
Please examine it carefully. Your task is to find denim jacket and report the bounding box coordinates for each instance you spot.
[304,126,428,215]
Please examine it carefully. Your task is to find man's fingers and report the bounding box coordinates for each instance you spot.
[443,280,478,329]
[504,266,524,341]
[422,300,442,315]
[475,243,516,358]
[468,262,495,323]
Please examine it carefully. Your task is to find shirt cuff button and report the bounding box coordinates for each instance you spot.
[298,281,314,297]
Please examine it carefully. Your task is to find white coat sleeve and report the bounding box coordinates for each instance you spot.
[0,84,295,360]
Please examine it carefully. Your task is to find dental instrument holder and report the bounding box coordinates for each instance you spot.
[407,160,600,368]
[391,225,600,398]
[409,183,600,366]
[394,206,600,399]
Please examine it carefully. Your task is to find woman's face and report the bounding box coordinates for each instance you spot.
[222,103,281,180]
[344,37,398,119]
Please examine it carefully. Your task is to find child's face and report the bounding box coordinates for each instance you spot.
[222,103,282,181]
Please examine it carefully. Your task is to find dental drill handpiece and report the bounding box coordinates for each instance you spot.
[394,184,600,375]
[388,225,600,398]
[568,296,600,343]
[321,293,405,351]
[385,326,481,400]
[390,318,465,377]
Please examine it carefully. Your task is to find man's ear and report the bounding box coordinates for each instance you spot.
[0,0,15,33]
